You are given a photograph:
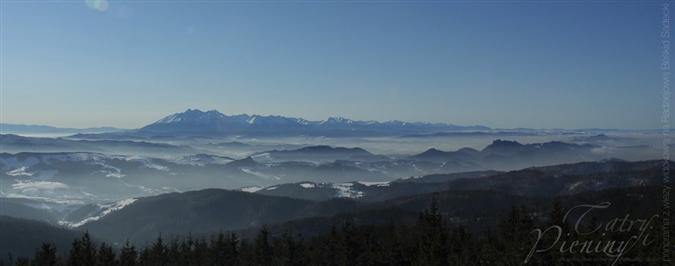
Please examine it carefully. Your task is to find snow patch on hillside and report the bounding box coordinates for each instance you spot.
[143,162,170,171]
[240,186,263,193]
[60,198,137,228]
[300,183,316,188]
[332,183,363,198]
[357,181,390,187]
[568,181,584,192]
[250,153,272,162]
[241,168,281,180]
[6,166,34,176]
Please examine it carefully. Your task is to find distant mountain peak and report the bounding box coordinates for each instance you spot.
[296,145,370,154]
[420,148,445,155]
[298,145,333,151]
[153,109,227,124]
[225,156,261,168]
[324,117,354,124]
[134,109,491,137]
[481,139,596,156]
[482,139,524,152]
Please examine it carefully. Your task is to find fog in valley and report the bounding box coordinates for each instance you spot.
[0,119,667,232]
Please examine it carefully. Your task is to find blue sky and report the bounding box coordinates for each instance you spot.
[0,1,667,129]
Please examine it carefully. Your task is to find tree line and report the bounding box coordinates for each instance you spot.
[1,199,665,266]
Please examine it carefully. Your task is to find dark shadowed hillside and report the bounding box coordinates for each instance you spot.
[80,189,361,244]
[0,216,83,258]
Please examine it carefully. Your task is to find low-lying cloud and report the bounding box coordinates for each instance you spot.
[12,180,69,193]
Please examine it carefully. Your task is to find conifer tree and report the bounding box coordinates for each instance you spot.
[14,258,30,266]
[68,232,96,266]
[119,241,138,266]
[254,226,273,266]
[96,243,116,266]
[415,196,448,266]
[148,236,167,266]
[33,243,58,266]
[278,231,302,266]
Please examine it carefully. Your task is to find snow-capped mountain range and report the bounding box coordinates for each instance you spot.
[117,109,490,137]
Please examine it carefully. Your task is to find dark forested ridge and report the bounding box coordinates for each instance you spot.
[239,185,668,240]
[1,191,669,266]
[70,160,671,245]
[0,216,82,258]
[79,190,362,244]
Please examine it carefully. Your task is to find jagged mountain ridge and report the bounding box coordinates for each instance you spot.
[86,109,490,137]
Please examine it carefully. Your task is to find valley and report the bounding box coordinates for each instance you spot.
[0,109,670,262]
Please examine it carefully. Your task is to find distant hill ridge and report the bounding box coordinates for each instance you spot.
[0,123,123,135]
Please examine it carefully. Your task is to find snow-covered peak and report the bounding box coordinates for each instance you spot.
[152,109,228,124]
[322,117,354,124]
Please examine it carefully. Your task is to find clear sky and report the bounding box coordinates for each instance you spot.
[0,0,667,129]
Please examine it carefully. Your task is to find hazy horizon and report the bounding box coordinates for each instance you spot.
[0,107,670,131]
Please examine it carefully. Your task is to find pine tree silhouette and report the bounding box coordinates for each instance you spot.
[96,243,116,266]
[118,241,138,266]
[33,243,58,266]
[68,232,96,266]
[254,226,273,266]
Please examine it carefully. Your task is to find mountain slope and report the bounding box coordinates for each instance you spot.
[0,216,83,257]
[80,189,360,244]
[253,185,665,239]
